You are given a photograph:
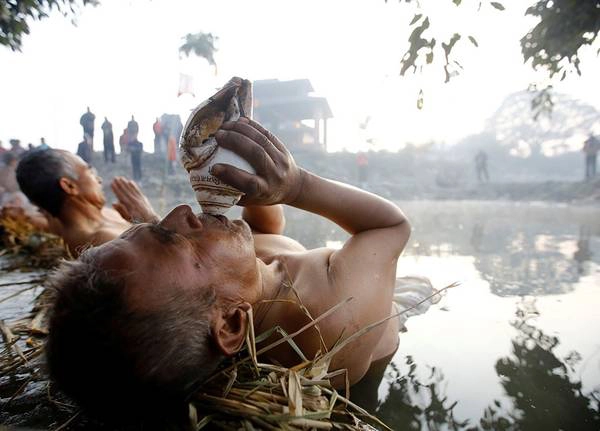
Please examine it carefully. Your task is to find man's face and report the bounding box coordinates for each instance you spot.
[60,151,105,209]
[95,205,260,311]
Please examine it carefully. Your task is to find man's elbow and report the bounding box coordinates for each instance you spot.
[394,218,411,254]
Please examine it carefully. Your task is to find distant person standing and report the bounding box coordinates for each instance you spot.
[77,134,93,164]
[8,139,25,158]
[152,117,163,154]
[167,134,177,175]
[119,128,129,155]
[127,115,139,143]
[475,150,489,183]
[101,117,116,163]
[39,137,49,150]
[583,133,599,180]
[80,107,96,150]
[356,152,369,187]
[129,138,143,181]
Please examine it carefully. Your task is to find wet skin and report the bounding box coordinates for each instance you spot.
[96,204,261,312]
[95,203,404,388]
[46,152,156,256]
[89,117,410,388]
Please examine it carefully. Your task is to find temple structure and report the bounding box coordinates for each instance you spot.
[253,79,333,152]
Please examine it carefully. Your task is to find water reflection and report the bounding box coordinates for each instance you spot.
[356,299,600,430]
[574,225,593,274]
[403,202,600,297]
[479,300,600,430]
[351,356,468,430]
[286,201,600,297]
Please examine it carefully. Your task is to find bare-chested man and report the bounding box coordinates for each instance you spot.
[15,149,159,255]
[46,118,412,420]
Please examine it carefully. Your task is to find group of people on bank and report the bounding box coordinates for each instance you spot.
[78,107,144,181]
[78,108,182,181]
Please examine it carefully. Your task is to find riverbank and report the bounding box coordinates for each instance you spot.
[94,151,600,213]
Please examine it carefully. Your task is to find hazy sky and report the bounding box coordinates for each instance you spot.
[1,0,599,154]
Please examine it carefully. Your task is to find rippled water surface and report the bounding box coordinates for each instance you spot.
[285,200,600,430]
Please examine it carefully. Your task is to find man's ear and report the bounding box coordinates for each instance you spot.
[212,302,251,356]
[58,177,79,196]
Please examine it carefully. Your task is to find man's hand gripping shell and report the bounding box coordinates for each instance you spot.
[212,118,304,206]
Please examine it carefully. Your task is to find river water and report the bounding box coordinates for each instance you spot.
[1,200,599,429]
[285,200,600,430]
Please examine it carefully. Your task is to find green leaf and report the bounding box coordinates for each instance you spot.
[426,52,434,64]
[453,0,462,5]
[490,2,505,11]
[468,35,479,47]
[417,89,424,110]
[410,14,422,25]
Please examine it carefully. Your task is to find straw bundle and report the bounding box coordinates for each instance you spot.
[1,288,389,430]
[0,214,69,268]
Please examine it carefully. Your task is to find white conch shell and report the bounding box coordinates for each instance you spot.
[180,77,255,214]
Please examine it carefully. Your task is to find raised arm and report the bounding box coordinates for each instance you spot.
[111,177,160,224]
[291,171,407,235]
[212,118,410,258]
[242,205,285,234]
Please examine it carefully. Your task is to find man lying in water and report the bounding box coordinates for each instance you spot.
[46,118,411,420]
[16,149,159,255]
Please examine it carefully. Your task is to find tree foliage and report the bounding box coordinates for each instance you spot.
[392,0,504,84]
[178,32,218,67]
[392,0,600,82]
[521,0,600,80]
[0,0,98,51]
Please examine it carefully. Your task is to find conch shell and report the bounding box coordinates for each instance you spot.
[180,77,255,214]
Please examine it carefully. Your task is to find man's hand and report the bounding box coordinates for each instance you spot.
[111,177,159,224]
[212,118,304,206]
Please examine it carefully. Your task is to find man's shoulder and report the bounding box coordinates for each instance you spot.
[253,233,306,259]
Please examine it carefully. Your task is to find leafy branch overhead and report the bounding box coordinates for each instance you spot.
[394,0,600,82]
[395,0,504,83]
[179,32,219,67]
[0,0,99,51]
[521,0,600,80]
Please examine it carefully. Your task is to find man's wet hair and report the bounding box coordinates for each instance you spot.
[46,247,223,421]
[15,149,76,217]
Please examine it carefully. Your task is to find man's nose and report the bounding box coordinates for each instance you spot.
[159,204,203,233]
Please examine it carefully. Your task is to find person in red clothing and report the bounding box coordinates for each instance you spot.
[119,128,129,156]
[153,118,163,154]
[167,134,177,175]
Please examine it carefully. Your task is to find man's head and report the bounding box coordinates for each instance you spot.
[16,149,105,217]
[47,205,259,417]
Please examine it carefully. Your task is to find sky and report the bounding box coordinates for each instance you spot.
[0,0,599,154]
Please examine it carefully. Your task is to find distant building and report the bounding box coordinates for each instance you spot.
[253,79,333,152]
